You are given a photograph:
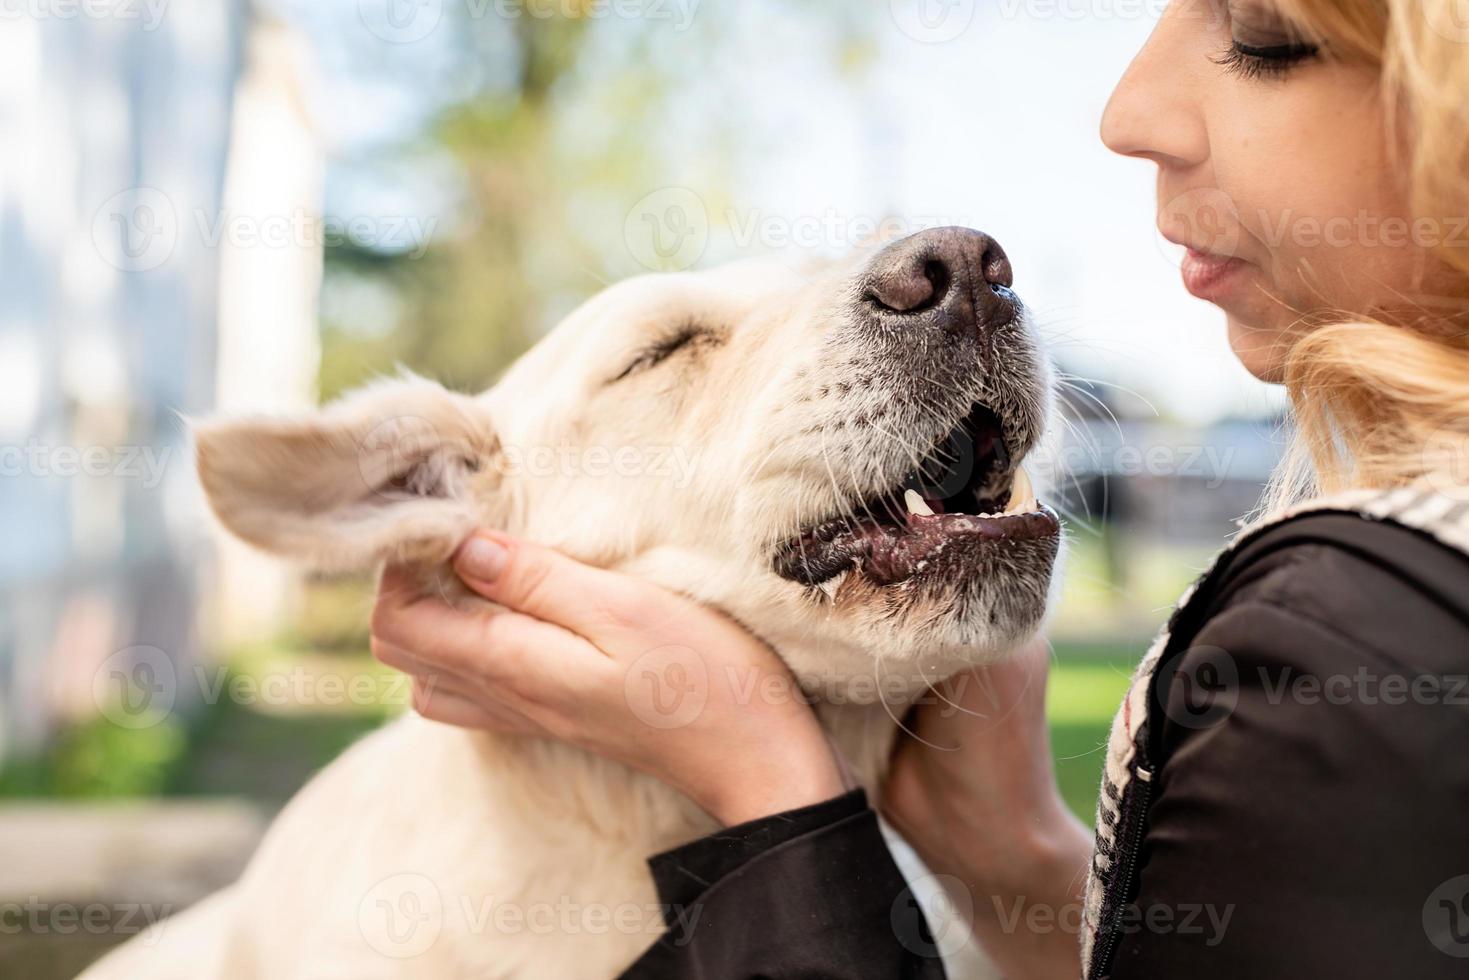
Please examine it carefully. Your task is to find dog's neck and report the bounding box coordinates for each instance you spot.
[812,699,906,794]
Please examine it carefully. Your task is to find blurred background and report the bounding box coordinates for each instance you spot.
[1,0,1291,974]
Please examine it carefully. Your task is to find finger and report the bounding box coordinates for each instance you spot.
[376,562,428,611]
[411,678,531,733]
[372,637,476,690]
[452,531,671,641]
[378,643,542,733]
[373,593,613,701]
[373,561,582,664]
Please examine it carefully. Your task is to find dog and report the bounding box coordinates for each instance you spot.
[81,227,1060,979]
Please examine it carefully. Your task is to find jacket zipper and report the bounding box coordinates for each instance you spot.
[1091,768,1153,979]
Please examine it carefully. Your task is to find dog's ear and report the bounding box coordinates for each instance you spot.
[193,375,500,571]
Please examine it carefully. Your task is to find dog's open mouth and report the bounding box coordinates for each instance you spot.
[774,403,1060,589]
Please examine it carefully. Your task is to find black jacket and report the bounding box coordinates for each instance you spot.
[620,512,1469,979]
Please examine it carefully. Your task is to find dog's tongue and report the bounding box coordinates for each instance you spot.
[777,505,1058,587]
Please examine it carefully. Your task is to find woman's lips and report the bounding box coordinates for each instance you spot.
[1180,248,1248,301]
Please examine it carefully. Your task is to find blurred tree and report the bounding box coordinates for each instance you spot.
[317,1,877,400]
[320,13,592,398]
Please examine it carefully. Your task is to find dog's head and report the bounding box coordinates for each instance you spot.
[197,228,1059,691]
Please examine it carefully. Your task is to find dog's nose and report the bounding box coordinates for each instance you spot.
[862,227,1017,333]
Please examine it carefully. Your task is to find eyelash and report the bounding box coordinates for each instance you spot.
[1214,40,1320,80]
[611,326,715,383]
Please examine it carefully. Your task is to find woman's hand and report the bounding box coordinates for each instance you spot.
[369,529,848,827]
[882,639,1093,980]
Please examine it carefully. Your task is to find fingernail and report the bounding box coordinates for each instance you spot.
[458,535,509,582]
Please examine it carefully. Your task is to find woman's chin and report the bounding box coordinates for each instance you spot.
[1227,315,1291,384]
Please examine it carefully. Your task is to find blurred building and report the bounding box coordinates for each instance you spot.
[211,18,325,644]
[1048,376,1285,544]
[0,4,321,763]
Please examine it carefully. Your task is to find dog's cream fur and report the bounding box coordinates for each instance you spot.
[82,242,1056,979]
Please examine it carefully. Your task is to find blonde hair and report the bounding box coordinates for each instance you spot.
[1260,0,1469,517]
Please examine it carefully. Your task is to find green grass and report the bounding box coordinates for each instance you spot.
[166,682,390,808]
[2,643,1145,826]
[0,716,188,799]
[0,656,389,808]
[1047,653,1139,820]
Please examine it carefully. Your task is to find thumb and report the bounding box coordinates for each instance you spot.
[452,530,649,640]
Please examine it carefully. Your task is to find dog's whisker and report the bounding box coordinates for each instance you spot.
[914,659,988,719]
[873,652,961,752]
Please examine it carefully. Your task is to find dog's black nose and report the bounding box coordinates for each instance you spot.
[862,227,1017,333]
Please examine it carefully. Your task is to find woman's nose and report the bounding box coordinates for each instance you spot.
[1100,5,1211,170]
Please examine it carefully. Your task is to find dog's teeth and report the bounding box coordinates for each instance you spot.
[1004,467,1037,514]
[904,489,935,517]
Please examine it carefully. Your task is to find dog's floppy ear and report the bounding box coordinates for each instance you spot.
[193,375,500,571]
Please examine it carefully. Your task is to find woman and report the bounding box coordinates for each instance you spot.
[368,1,1469,976]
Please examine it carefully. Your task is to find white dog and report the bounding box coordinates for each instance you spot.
[82,228,1060,980]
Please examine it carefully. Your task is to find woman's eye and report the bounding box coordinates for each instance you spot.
[1215,38,1320,80]
[1216,1,1321,82]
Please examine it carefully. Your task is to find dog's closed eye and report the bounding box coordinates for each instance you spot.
[609,323,723,384]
